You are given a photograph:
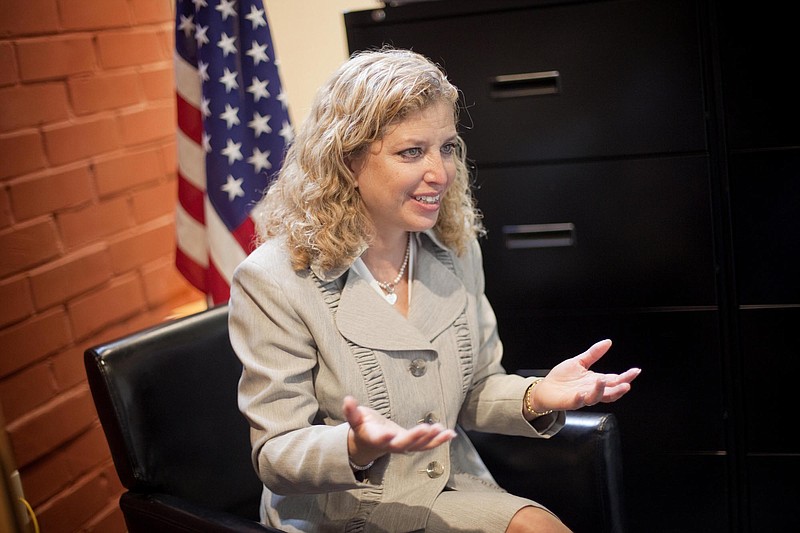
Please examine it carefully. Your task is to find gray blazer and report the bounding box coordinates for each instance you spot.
[229,231,564,533]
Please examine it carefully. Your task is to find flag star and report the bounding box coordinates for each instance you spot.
[247,147,272,173]
[245,4,267,29]
[217,32,237,57]
[220,103,240,129]
[246,41,269,65]
[247,77,270,102]
[201,132,212,153]
[276,90,288,110]
[194,24,209,47]
[279,120,294,144]
[197,60,209,82]
[216,0,238,21]
[219,67,239,93]
[178,14,195,38]
[248,112,272,137]
[200,96,211,117]
[221,175,245,201]
[191,0,207,9]
[220,138,243,165]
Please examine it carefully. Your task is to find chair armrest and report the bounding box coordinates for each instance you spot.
[120,492,283,533]
[467,411,625,533]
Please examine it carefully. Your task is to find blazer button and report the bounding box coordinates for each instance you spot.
[419,412,439,425]
[409,358,427,377]
[425,461,445,479]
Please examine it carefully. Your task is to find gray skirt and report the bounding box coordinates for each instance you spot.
[425,489,552,532]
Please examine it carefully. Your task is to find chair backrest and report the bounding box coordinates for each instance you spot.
[84,304,262,520]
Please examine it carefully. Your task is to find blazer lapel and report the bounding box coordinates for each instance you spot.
[336,269,432,351]
[407,242,466,341]
[336,240,467,351]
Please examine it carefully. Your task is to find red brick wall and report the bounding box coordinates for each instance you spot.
[0,1,204,531]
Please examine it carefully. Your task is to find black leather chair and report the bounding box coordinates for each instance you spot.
[85,304,626,532]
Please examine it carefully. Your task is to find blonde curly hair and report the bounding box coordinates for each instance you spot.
[253,47,484,273]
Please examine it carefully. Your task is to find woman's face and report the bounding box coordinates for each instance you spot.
[350,100,458,243]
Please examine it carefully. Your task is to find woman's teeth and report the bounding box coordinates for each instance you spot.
[414,195,440,204]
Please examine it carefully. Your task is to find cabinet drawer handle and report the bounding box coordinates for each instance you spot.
[489,70,560,99]
[502,223,575,249]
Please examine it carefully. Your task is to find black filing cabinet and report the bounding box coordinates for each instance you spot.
[346,0,799,531]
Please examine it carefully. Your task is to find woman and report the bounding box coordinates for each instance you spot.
[229,47,640,532]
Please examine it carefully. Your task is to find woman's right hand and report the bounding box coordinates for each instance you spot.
[342,395,457,467]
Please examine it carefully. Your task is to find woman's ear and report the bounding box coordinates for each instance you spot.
[346,154,362,187]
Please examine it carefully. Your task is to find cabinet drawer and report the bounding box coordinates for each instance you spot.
[729,150,800,305]
[346,0,707,164]
[475,155,715,310]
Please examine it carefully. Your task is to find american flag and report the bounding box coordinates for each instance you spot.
[174,0,292,304]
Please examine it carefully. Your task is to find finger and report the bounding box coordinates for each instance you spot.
[599,367,642,387]
[621,367,642,383]
[398,426,456,452]
[342,396,363,427]
[389,424,439,451]
[600,382,632,403]
[576,339,613,369]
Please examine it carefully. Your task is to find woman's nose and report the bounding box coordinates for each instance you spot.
[424,154,449,183]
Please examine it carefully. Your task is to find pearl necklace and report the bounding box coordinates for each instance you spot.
[376,234,410,305]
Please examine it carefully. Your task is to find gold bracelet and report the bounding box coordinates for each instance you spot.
[525,378,553,417]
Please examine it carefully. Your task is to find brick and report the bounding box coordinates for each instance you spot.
[42,115,120,166]
[141,257,192,307]
[8,164,93,221]
[57,196,131,249]
[0,42,18,86]
[108,219,173,272]
[97,28,167,69]
[0,130,47,179]
[157,25,174,57]
[102,460,124,495]
[18,450,73,506]
[68,274,146,339]
[58,0,131,31]
[0,218,61,278]
[0,361,57,422]
[8,386,96,467]
[139,65,173,101]
[130,0,173,24]
[29,244,112,309]
[161,139,177,175]
[51,345,88,391]
[33,462,110,533]
[68,71,141,115]
[118,102,175,146]
[94,147,162,197]
[84,502,127,533]
[132,180,176,223]
[0,275,34,328]
[63,424,110,478]
[17,34,95,81]
[0,82,70,132]
[0,308,72,378]
[0,0,60,37]
[0,187,11,228]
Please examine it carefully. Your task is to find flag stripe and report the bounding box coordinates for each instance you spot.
[176,129,206,191]
[174,52,202,106]
[177,170,205,223]
[176,93,203,144]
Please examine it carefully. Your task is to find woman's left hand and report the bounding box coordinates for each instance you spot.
[531,339,641,412]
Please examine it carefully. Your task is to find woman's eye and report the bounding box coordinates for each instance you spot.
[401,147,423,158]
[441,142,456,155]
